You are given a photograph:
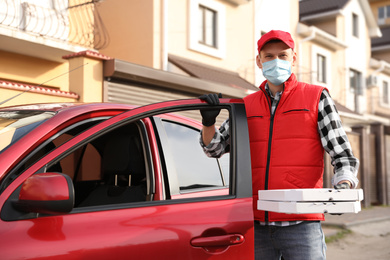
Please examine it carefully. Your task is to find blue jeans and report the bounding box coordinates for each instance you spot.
[254,221,326,260]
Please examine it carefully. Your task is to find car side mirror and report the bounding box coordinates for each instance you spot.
[13,172,74,215]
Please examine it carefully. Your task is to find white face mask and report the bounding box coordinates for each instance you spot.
[262,59,292,86]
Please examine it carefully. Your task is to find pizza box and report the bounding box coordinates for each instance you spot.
[258,188,364,202]
[257,200,361,214]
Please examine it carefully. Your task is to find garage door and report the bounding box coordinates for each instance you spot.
[104,81,228,126]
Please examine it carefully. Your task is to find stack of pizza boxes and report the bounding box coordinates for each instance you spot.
[257,188,364,214]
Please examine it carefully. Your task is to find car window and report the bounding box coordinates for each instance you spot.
[51,120,151,208]
[161,119,229,191]
[0,111,55,154]
[152,108,230,198]
[0,117,107,193]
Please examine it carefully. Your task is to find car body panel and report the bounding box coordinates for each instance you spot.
[0,99,254,259]
[2,198,253,259]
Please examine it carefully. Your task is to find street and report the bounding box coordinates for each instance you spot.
[326,220,390,260]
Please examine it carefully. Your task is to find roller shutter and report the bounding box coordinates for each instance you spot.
[105,81,195,106]
[104,81,228,126]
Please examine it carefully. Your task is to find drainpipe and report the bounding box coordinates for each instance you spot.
[161,0,168,71]
[298,28,316,82]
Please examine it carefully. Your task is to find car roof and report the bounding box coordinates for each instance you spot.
[0,102,136,112]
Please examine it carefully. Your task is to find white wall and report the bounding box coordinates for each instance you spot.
[344,0,368,113]
[254,0,294,86]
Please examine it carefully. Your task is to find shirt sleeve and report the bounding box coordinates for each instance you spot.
[199,118,231,158]
[317,90,360,188]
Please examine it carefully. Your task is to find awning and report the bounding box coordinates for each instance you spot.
[168,54,258,93]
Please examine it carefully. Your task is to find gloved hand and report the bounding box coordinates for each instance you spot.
[331,182,350,215]
[334,182,350,189]
[199,93,222,127]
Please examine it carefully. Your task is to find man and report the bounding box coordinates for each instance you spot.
[199,30,359,260]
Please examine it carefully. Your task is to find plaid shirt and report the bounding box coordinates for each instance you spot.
[200,85,359,226]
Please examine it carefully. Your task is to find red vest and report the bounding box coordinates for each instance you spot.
[244,74,326,222]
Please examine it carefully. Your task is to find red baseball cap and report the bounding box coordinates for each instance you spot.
[257,30,295,53]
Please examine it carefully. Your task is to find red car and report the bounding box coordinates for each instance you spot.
[0,99,254,259]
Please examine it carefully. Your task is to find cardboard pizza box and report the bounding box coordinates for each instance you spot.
[257,200,361,214]
[258,188,364,202]
[257,188,364,214]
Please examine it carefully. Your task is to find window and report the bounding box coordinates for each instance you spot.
[151,107,230,198]
[189,0,226,58]
[54,121,150,208]
[0,117,107,192]
[317,54,326,83]
[0,111,54,153]
[350,69,362,95]
[198,5,217,47]
[352,13,359,37]
[383,81,389,105]
[378,5,390,25]
[162,120,229,191]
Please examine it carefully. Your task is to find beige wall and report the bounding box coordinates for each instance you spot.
[0,50,87,107]
[295,38,347,99]
[310,20,337,37]
[333,50,347,104]
[97,0,156,67]
[336,15,346,41]
[66,56,103,103]
[171,0,255,73]
[0,50,105,107]
[0,88,77,108]
[367,71,390,115]
[0,51,69,90]
[96,0,256,83]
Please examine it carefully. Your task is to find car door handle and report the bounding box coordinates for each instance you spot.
[190,234,244,247]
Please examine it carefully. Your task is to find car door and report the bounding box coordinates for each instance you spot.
[0,99,254,260]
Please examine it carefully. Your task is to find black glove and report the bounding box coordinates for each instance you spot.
[334,182,350,189]
[199,93,222,127]
[199,93,222,105]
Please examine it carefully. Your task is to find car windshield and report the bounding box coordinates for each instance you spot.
[0,111,55,154]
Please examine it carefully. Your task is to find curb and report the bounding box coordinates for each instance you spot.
[322,216,390,229]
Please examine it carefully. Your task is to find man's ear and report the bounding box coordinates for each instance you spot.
[256,55,262,69]
[291,50,297,67]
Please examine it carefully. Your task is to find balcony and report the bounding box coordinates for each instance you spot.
[0,0,108,62]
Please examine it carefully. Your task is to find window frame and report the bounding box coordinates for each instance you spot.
[378,5,390,25]
[349,68,362,95]
[311,45,331,88]
[188,0,226,58]
[157,117,229,194]
[352,13,359,38]
[316,54,326,83]
[150,107,231,199]
[198,5,217,47]
[382,80,390,106]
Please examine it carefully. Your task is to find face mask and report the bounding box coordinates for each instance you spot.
[261,59,292,86]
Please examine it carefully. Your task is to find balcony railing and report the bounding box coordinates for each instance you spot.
[0,0,109,50]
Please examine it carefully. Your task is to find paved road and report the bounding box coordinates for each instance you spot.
[326,220,390,260]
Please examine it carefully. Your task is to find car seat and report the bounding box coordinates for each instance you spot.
[78,132,146,207]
